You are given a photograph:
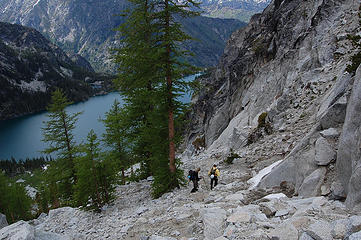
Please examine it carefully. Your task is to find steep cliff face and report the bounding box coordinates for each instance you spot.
[186,0,361,209]
[0,22,106,120]
[0,0,246,73]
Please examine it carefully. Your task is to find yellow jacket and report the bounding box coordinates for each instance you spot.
[208,167,220,177]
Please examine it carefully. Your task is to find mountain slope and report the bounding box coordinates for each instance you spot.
[0,0,245,73]
[0,22,108,120]
[201,0,271,22]
[185,0,361,209]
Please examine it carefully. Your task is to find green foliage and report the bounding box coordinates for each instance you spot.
[257,112,268,128]
[192,136,205,150]
[225,148,240,165]
[113,0,200,197]
[101,100,130,185]
[41,89,81,202]
[346,5,361,74]
[74,130,116,211]
[0,157,48,177]
[0,172,32,223]
[252,38,267,57]
[247,112,273,145]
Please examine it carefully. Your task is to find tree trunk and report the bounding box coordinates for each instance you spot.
[165,0,176,174]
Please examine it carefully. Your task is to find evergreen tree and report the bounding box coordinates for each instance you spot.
[74,130,116,210]
[114,0,199,197]
[41,89,81,202]
[113,0,159,178]
[0,172,32,223]
[102,100,129,184]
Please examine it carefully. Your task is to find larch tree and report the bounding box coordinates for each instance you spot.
[114,0,199,197]
[101,99,129,185]
[74,129,117,211]
[42,89,81,202]
[74,130,102,210]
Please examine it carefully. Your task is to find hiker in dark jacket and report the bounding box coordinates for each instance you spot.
[190,168,202,193]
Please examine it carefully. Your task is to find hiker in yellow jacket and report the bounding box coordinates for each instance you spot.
[208,164,220,190]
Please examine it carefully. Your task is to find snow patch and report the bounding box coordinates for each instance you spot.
[247,159,283,190]
[262,193,288,200]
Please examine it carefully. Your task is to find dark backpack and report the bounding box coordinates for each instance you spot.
[210,168,218,176]
[188,170,195,180]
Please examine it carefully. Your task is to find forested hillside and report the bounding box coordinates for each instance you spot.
[0,0,246,73]
[0,22,112,120]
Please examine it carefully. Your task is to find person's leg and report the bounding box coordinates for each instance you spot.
[195,180,199,191]
[214,177,218,187]
[210,178,214,190]
[191,179,197,192]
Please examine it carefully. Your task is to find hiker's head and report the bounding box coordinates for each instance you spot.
[196,167,200,172]
[213,164,217,168]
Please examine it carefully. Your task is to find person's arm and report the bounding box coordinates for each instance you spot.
[216,169,220,176]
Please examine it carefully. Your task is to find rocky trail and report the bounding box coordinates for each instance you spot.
[9,150,359,240]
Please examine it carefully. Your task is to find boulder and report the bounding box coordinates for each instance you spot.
[227,211,251,223]
[35,230,70,240]
[0,220,35,240]
[0,213,8,229]
[299,232,315,240]
[314,137,336,166]
[202,207,226,240]
[319,128,339,139]
[306,221,333,240]
[298,167,327,197]
[330,180,346,200]
[331,219,350,239]
[269,222,298,240]
[258,129,319,193]
[149,236,176,240]
[136,206,149,215]
[317,72,351,129]
[348,231,361,240]
[336,66,361,210]
[319,95,347,129]
[350,215,361,233]
[225,193,244,202]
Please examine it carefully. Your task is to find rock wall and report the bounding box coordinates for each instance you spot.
[337,66,361,210]
[186,0,361,209]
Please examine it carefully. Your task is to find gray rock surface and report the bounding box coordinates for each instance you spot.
[314,137,336,166]
[298,168,327,197]
[337,66,361,210]
[202,207,227,239]
[0,213,8,230]
[306,221,333,240]
[320,128,339,139]
[0,221,34,240]
[348,231,361,240]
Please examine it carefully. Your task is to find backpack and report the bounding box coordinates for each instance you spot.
[188,170,195,181]
[210,167,218,176]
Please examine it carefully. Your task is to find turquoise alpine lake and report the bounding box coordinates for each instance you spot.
[0,74,198,160]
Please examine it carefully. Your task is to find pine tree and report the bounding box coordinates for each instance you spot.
[113,0,159,178]
[114,0,199,197]
[102,99,129,185]
[42,89,81,202]
[74,130,100,209]
[0,172,32,223]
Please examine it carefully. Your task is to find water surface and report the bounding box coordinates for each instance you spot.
[0,74,197,160]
